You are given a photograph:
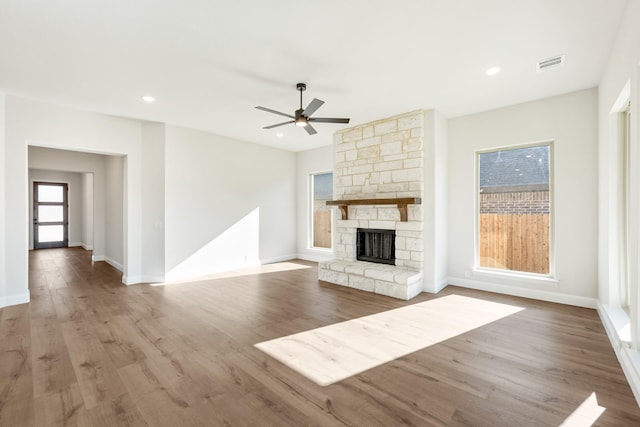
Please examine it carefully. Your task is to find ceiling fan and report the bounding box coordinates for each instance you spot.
[255,83,350,135]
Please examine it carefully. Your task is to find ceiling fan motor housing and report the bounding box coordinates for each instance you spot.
[294,108,308,126]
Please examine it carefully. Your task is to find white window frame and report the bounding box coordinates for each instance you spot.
[474,140,555,280]
[619,104,631,311]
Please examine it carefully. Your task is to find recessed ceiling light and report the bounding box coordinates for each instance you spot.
[276,133,284,138]
[485,66,501,76]
[141,95,155,103]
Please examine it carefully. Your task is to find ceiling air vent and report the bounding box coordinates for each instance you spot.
[536,55,565,72]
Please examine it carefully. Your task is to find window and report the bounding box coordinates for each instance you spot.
[310,172,333,249]
[477,143,552,275]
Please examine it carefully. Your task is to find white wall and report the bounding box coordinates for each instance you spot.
[422,110,449,293]
[28,169,83,249]
[597,0,640,404]
[164,125,296,281]
[447,88,599,307]
[0,93,7,307]
[4,96,142,304]
[141,122,166,282]
[598,0,640,306]
[296,145,334,262]
[1,95,301,303]
[105,155,124,270]
[81,173,94,250]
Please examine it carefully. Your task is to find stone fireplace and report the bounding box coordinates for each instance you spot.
[318,110,426,300]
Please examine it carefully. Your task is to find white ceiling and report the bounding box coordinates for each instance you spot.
[0,0,629,152]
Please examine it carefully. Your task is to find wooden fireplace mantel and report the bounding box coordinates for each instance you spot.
[326,197,422,222]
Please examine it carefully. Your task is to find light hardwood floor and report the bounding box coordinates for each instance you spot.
[1,247,639,426]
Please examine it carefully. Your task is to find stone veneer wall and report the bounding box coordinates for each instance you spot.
[318,110,425,300]
[332,110,424,271]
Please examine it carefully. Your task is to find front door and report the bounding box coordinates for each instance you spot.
[33,182,69,249]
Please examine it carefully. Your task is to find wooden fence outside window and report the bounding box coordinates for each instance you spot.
[479,213,550,274]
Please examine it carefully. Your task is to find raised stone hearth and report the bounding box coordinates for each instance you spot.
[319,259,423,300]
[319,110,425,300]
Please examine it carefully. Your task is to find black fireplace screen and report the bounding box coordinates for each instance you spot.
[356,228,395,265]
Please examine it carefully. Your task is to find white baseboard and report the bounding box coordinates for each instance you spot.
[597,302,640,406]
[68,242,82,247]
[164,254,303,283]
[92,254,105,262]
[141,275,165,284]
[0,292,30,309]
[435,277,449,293]
[422,277,450,294]
[165,260,258,283]
[105,257,124,272]
[123,275,143,285]
[260,254,297,264]
[447,276,597,309]
[296,253,334,263]
[82,244,93,250]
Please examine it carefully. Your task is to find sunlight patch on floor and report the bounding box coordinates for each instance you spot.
[255,294,524,386]
[150,261,311,286]
[559,392,606,427]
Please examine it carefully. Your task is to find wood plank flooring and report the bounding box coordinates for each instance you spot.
[255,295,525,386]
[0,247,639,426]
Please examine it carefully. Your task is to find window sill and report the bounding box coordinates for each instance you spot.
[308,247,334,252]
[472,267,559,285]
[601,304,632,345]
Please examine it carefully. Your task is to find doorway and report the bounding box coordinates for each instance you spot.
[33,181,69,249]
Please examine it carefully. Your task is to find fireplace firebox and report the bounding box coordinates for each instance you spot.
[356,228,395,265]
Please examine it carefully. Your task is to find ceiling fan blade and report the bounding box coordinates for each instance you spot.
[308,117,351,124]
[255,106,295,119]
[263,120,294,129]
[304,124,318,135]
[302,98,324,117]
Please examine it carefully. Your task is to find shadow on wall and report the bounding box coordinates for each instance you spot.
[165,208,261,281]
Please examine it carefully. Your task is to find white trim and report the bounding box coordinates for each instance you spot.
[435,277,449,293]
[600,303,632,344]
[448,276,597,308]
[105,257,123,272]
[475,141,555,278]
[81,244,93,250]
[0,292,30,308]
[610,80,631,114]
[161,254,304,284]
[598,301,640,406]
[123,275,143,285]
[68,242,83,247]
[422,277,449,294]
[260,254,297,265]
[165,262,257,282]
[472,267,559,285]
[92,254,105,262]
[296,253,334,263]
[141,275,166,284]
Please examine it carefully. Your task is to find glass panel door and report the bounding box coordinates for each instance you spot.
[34,182,68,249]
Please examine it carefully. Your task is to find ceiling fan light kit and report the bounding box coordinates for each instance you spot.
[256,82,350,135]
